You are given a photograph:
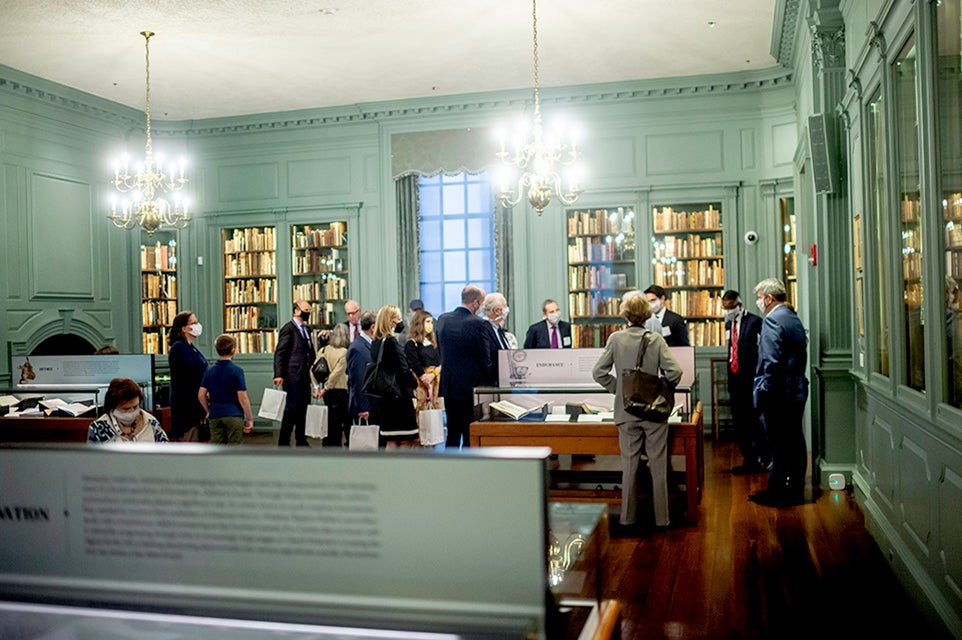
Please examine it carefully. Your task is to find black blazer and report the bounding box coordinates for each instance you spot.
[659,309,690,347]
[403,339,440,377]
[346,336,372,417]
[273,320,316,387]
[726,311,761,385]
[435,306,494,401]
[523,319,572,349]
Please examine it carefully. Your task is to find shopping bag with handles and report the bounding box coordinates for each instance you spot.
[418,409,445,446]
[305,402,328,439]
[349,419,379,451]
[257,387,287,422]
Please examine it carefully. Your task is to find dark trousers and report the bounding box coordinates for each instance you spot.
[279,380,311,446]
[761,401,807,496]
[729,374,769,466]
[444,397,476,449]
[322,388,349,447]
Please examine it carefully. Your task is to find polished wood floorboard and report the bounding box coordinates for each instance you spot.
[604,438,942,640]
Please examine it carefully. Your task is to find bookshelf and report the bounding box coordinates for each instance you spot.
[651,203,725,347]
[223,226,278,354]
[781,197,797,307]
[291,222,349,329]
[566,206,636,348]
[140,234,178,355]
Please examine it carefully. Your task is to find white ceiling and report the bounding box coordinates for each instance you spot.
[0,1,780,121]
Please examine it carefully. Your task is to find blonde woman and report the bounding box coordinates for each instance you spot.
[369,305,419,446]
[592,294,682,533]
[404,309,442,414]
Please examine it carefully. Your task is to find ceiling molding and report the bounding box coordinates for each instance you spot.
[771,0,803,67]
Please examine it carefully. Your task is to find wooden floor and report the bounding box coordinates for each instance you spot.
[605,438,944,639]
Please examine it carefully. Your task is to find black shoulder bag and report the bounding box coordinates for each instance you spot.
[362,339,400,399]
[311,347,331,384]
[621,331,674,421]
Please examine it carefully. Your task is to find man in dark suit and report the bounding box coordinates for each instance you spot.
[436,285,493,449]
[722,290,769,474]
[317,299,362,348]
[346,311,377,442]
[523,299,572,349]
[644,285,690,347]
[480,292,511,382]
[273,299,317,446]
[751,278,809,507]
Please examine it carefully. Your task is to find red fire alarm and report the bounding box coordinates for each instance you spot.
[809,244,817,266]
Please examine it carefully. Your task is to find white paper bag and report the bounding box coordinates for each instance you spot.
[349,421,379,451]
[258,387,287,422]
[305,403,328,439]
[418,409,445,446]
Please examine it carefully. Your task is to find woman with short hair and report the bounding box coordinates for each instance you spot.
[88,377,168,443]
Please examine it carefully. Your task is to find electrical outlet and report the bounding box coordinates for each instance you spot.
[828,473,845,490]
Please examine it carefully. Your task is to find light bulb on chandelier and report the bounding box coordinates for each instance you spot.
[495,0,583,215]
[108,31,190,236]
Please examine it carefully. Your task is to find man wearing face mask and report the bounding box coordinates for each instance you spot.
[523,299,572,349]
[643,285,690,347]
[721,290,769,475]
[168,310,209,442]
[273,299,317,446]
[480,293,512,382]
[435,284,493,448]
[751,278,809,507]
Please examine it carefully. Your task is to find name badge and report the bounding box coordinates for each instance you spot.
[725,329,730,341]
[562,336,571,347]
[663,326,672,337]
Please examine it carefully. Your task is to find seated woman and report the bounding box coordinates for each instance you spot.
[88,377,168,443]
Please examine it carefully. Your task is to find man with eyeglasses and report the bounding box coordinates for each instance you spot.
[318,299,363,347]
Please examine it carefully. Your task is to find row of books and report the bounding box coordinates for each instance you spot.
[229,330,279,354]
[945,193,962,221]
[567,265,630,291]
[142,273,176,299]
[652,205,722,233]
[687,320,726,347]
[652,233,723,259]
[947,251,962,279]
[226,253,277,278]
[226,278,277,305]
[292,223,347,249]
[225,227,276,253]
[654,259,725,287]
[292,249,345,274]
[293,278,348,303]
[566,208,635,237]
[306,301,338,326]
[900,195,921,223]
[226,306,277,331]
[140,241,176,271]
[567,237,632,263]
[903,252,922,281]
[572,323,623,348]
[142,300,177,327]
[569,292,621,318]
[946,222,962,248]
[666,290,726,318]
[143,330,168,355]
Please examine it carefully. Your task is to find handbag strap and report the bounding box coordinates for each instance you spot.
[634,330,651,368]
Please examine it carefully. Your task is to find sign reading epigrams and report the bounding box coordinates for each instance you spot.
[81,474,381,561]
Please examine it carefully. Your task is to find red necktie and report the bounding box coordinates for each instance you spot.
[731,320,739,373]
[551,325,559,349]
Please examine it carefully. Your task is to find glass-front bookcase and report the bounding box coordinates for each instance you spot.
[651,203,725,346]
[223,226,278,354]
[140,232,177,355]
[565,206,636,348]
[291,222,350,329]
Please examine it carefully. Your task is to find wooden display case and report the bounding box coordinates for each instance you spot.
[223,226,278,354]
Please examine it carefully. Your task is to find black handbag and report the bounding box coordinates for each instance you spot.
[621,331,674,421]
[362,339,400,399]
[311,348,331,383]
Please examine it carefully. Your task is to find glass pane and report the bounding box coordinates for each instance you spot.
[443,219,466,249]
[467,217,493,248]
[441,173,463,184]
[936,0,962,407]
[443,185,466,215]
[419,185,441,217]
[868,89,890,377]
[420,174,441,186]
[894,35,925,392]
[420,220,441,250]
[444,250,467,281]
[420,284,443,317]
[467,182,492,213]
[445,283,465,312]
[468,249,493,281]
[419,251,442,283]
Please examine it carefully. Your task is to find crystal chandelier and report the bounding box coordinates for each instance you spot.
[108,31,190,236]
[496,0,581,215]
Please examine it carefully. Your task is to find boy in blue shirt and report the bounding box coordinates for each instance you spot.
[198,334,253,444]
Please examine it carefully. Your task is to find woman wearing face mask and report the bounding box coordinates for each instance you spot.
[369,305,419,447]
[404,309,442,415]
[168,310,209,442]
[88,377,168,443]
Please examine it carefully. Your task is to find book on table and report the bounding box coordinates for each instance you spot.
[489,398,549,421]
[38,398,97,417]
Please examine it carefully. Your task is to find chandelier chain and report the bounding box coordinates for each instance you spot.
[532,0,539,113]
[142,31,153,155]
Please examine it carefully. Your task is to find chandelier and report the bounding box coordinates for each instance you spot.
[496,0,581,215]
[108,31,190,236]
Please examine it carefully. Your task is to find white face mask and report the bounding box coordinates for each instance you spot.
[649,299,663,313]
[546,311,562,325]
[113,408,139,425]
[724,308,740,322]
[187,322,203,338]
[756,297,768,314]
[501,306,510,318]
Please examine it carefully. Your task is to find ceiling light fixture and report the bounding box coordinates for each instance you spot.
[108,31,190,236]
[496,0,581,215]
